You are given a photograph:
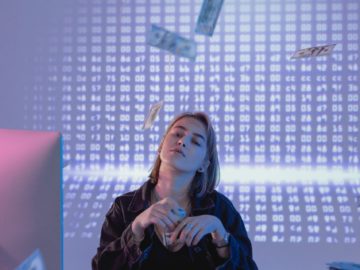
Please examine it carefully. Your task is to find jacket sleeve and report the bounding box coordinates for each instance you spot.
[215,194,258,270]
[91,199,146,270]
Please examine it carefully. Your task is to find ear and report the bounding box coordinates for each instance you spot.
[198,159,210,173]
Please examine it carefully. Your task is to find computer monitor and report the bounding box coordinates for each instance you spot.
[0,129,62,270]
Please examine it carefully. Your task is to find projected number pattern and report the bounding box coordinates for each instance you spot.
[24,0,360,170]
[63,175,360,244]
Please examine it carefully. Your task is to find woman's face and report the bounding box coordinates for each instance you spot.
[160,117,209,173]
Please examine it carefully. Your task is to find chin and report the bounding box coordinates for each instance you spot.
[163,159,194,173]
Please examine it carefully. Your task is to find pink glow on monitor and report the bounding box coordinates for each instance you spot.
[0,129,61,270]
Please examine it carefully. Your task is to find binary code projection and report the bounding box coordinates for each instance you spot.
[26,0,359,170]
[24,0,359,256]
[22,0,360,268]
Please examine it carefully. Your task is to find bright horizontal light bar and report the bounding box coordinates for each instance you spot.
[65,165,360,185]
[220,166,360,184]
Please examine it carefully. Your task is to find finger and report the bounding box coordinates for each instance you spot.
[166,204,185,219]
[160,214,177,230]
[155,205,184,225]
[165,199,187,218]
[192,228,205,245]
[153,209,177,229]
[167,211,182,227]
[152,211,176,229]
[160,210,183,231]
[185,225,199,246]
[154,204,171,216]
[150,213,167,229]
[159,197,187,218]
[170,218,189,242]
[161,197,180,210]
[178,222,195,243]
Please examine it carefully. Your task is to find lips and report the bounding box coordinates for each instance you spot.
[170,148,185,157]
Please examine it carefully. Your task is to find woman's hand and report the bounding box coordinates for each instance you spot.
[169,215,226,247]
[132,197,185,238]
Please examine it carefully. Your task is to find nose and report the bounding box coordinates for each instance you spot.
[178,139,186,147]
[177,135,189,148]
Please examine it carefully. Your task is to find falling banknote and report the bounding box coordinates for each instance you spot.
[291,44,336,59]
[16,249,46,270]
[142,101,163,130]
[148,24,197,60]
[195,0,224,36]
[326,261,360,270]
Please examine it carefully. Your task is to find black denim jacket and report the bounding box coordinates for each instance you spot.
[92,180,258,270]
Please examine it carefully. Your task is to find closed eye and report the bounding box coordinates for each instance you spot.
[175,132,181,137]
[192,140,201,146]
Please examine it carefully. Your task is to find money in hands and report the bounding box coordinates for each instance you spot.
[163,208,187,247]
[195,0,224,36]
[291,44,336,59]
[142,101,163,130]
[147,24,197,60]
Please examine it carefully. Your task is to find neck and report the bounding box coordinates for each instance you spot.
[155,163,194,207]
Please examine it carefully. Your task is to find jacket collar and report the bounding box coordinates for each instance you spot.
[127,179,215,214]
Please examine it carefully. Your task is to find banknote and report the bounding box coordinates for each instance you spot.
[195,0,224,36]
[148,24,197,60]
[291,44,336,59]
[142,101,163,130]
[163,208,187,247]
[327,261,360,270]
[16,249,46,270]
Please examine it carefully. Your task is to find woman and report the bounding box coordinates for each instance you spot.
[92,112,258,269]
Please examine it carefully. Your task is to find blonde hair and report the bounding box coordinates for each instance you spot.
[149,112,220,198]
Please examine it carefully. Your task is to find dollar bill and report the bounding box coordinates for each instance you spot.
[142,101,163,130]
[148,24,197,60]
[195,0,224,36]
[16,249,46,270]
[291,44,336,59]
[163,208,186,247]
[327,261,360,270]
